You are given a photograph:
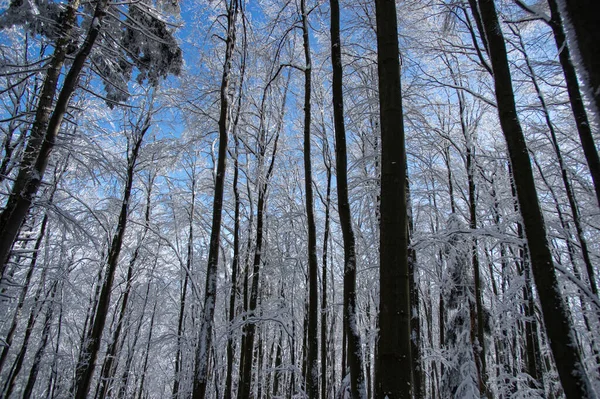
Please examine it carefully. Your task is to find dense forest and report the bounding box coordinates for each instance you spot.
[0,0,599,397]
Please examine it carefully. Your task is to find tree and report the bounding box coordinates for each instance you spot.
[192,1,238,397]
[329,0,367,396]
[300,0,320,397]
[374,0,412,397]
[472,0,595,397]
[558,0,600,118]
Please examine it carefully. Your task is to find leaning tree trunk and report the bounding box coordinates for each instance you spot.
[473,0,595,397]
[192,1,237,397]
[545,0,600,207]
[329,0,367,396]
[558,0,600,119]
[374,0,412,397]
[0,0,109,276]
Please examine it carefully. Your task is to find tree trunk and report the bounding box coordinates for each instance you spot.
[330,0,367,396]
[22,281,59,399]
[544,0,600,207]
[0,0,108,275]
[71,112,150,399]
[299,0,319,397]
[559,0,600,118]
[192,1,237,397]
[320,139,331,399]
[374,0,412,396]
[473,0,594,397]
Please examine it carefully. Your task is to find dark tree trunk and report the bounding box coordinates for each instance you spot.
[224,17,246,399]
[0,0,108,275]
[512,23,598,298]
[71,114,149,399]
[329,0,367,397]
[374,0,412,397]
[559,0,600,118]
[544,0,600,207]
[300,0,319,397]
[97,174,154,399]
[137,297,158,399]
[473,0,594,397]
[407,180,423,399]
[237,56,286,399]
[192,1,237,397]
[0,204,51,375]
[320,140,331,399]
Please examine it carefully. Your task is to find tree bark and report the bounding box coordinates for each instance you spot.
[300,0,319,397]
[559,0,600,118]
[473,0,594,397]
[330,0,367,396]
[544,0,600,207]
[374,0,412,396]
[192,1,237,397]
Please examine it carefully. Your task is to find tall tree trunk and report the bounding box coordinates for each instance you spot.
[173,172,195,399]
[329,0,366,396]
[97,173,154,399]
[320,139,331,399]
[545,0,600,207]
[460,93,487,395]
[407,180,423,399]
[224,15,246,399]
[374,0,412,396]
[473,0,594,397]
[300,0,319,397]
[192,1,237,397]
[237,56,286,399]
[71,111,150,399]
[0,205,50,374]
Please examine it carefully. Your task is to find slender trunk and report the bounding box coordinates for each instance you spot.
[329,0,366,397]
[173,177,195,399]
[321,142,331,399]
[117,260,156,399]
[97,177,154,399]
[374,0,412,396]
[463,108,487,395]
[22,282,59,399]
[137,297,158,399]
[192,2,237,397]
[225,17,246,399]
[1,263,50,398]
[300,0,319,397]
[407,181,423,399]
[72,115,149,399]
[473,0,594,396]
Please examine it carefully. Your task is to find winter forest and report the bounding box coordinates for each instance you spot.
[1,0,600,396]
